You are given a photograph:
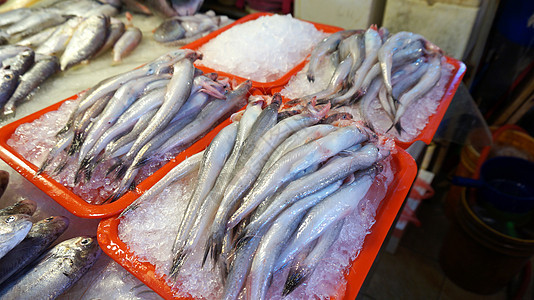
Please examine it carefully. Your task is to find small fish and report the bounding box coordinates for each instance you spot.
[36,17,84,56]
[15,26,57,48]
[0,216,69,285]
[5,10,67,38]
[1,48,34,77]
[3,55,59,118]
[0,199,36,217]
[0,8,33,28]
[60,14,109,71]
[92,18,125,58]
[153,18,186,43]
[0,236,101,299]
[0,214,32,259]
[112,26,142,64]
[0,68,18,108]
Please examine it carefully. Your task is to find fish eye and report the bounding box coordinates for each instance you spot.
[45,217,54,221]
[5,216,15,223]
[4,74,13,80]
[81,238,91,245]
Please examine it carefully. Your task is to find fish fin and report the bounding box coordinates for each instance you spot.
[106,159,122,176]
[307,74,315,82]
[283,266,311,296]
[68,132,84,156]
[133,156,150,168]
[170,249,188,278]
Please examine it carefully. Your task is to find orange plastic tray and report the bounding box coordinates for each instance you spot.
[0,94,239,218]
[182,12,344,95]
[272,56,466,149]
[97,146,417,299]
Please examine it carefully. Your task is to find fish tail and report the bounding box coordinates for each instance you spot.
[283,266,311,296]
[133,156,150,169]
[394,120,403,134]
[68,132,84,156]
[307,74,315,83]
[106,159,122,176]
[169,248,188,278]
[53,156,69,175]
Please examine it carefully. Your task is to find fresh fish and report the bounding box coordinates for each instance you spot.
[0,8,32,28]
[0,236,101,299]
[60,14,109,71]
[1,48,34,76]
[0,199,36,217]
[242,144,378,241]
[36,17,84,56]
[154,18,186,43]
[170,122,238,276]
[186,101,263,264]
[83,4,119,18]
[0,214,32,259]
[307,30,359,82]
[15,26,57,48]
[119,150,203,217]
[339,33,365,80]
[205,103,329,263]
[37,130,74,175]
[0,45,30,65]
[92,18,125,58]
[112,26,142,64]
[3,55,59,118]
[0,170,7,199]
[393,55,442,132]
[0,216,69,285]
[248,180,342,300]
[228,125,368,230]
[5,10,67,38]
[358,62,381,98]
[283,218,345,295]
[274,167,378,271]
[321,112,353,124]
[0,68,18,108]
[391,58,429,101]
[360,78,387,126]
[301,54,353,104]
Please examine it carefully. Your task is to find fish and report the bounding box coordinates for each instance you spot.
[1,48,34,77]
[36,17,84,56]
[283,218,345,295]
[0,45,30,63]
[153,18,186,43]
[112,26,142,64]
[0,8,33,28]
[205,102,329,264]
[241,144,379,242]
[5,10,67,38]
[119,150,203,217]
[0,68,18,108]
[15,26,57,48]
[0,216,69,285]
[274,166,379,272]
[0,170,7,199]
[60,14,109,71]
[0,199,36,217]
[170,122,238,276]
[92,18,125,58]
[2,55,59,118]
[247,180,342,300]
[0,236,101,299]
[307,30,360,82]
[227,125,368,230]
[393,55,442,132]
[0,214,32,259]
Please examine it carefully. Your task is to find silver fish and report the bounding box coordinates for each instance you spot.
[1,48,34,77]
[0,214,32,259]
[0,236,101,299]
[170,122,238,276]
[0,45,30,63]
[0,199,36,217]
[15,26,57,48]
[3,55,59,118]
[112,26,142,64]
[60,14,109,71]
[5,10,67,38]
[92,18,125,58]
[0,8,33,28]
[0,216,69,285]
[0,68,18,108]
[154,18,186,43]
[274,167,378,271]
[36,17,84,56]
[228,125,368,229]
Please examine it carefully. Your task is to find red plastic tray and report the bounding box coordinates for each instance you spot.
[272,57,466,149]
[0,94,238,218]
[97,146,417,299]
[182,12,344,95]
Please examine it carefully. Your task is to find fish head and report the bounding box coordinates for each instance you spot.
[8,198,37,216]
[0,68,17,84]
[154,18,186,43]
[0,214,32,236]
[51,236,101,267]
[34,216,70,236]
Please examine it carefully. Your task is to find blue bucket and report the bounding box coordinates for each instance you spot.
[453,157,534,214]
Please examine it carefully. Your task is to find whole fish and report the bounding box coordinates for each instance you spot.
[119,150,204,217]
[112,26,142,64]
[283,218,345,296]
[0,199,36,217]
[228,125,368,229]
[5,10,67,38]
[170,122,238,276]
[241,144,378,241]
[0,68,18,108]
[307,30,359,82]
[274,167,378,272]
[3,55,59,118]
[205,103,329,264]
[36,17,84,56]
[0,216,69,285]
[248,181,342,300]
[0,236,101,299]
[0,214,32,259]
[60,14,109,71]
[37,130,74,175]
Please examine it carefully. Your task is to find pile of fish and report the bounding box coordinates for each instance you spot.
[0,170,101,298]
[38,48,252,204]
[285,25,445,139]
[153,10,231,45]
[0,46,59,117]
[120,96,392,299]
